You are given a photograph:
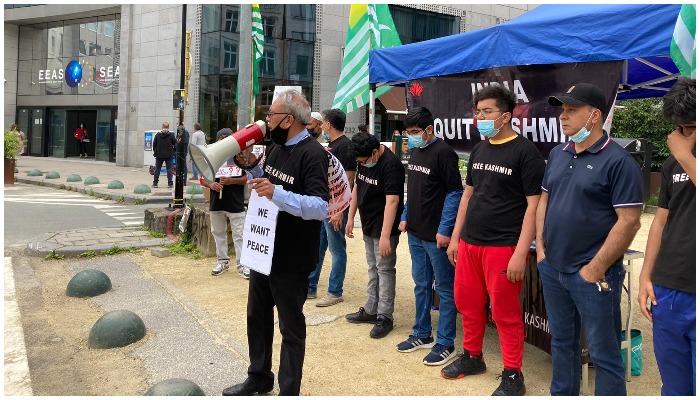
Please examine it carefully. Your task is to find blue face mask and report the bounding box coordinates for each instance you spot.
[570,111,595,143]
[476,113,506,138]
[322,132,330,141]
[364,160,377,168]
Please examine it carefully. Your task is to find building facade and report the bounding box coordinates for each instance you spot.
[4,4,536,167]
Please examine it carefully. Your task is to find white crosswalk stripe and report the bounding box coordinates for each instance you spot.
[4,194,144,226]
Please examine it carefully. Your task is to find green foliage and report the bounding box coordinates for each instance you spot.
[37,181,44,186]
[89,188,95,196]
[44,250,65,260]
[645,194,659,207]
[164,241,201,257]
[134,198,146,205]
[58,184,67,190]
[4,129,21,160]
[116,196,125,203]
[148,230,166,238]
[78,250,98,258]
[610,99,676,171]
[101,245,141,256]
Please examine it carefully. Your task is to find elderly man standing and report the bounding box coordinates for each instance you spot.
[222,90,329,396]
[190,122,207,180]
[638,77,696,396]
[306,111,323,139]
[535,83,643,396]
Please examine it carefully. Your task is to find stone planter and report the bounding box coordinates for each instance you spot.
[4,158,15,185]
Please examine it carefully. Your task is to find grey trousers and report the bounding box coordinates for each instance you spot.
[362,235,400,320]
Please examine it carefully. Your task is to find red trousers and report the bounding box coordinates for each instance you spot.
[454,240,524,370]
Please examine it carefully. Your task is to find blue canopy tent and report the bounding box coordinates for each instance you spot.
[368,3,682,115]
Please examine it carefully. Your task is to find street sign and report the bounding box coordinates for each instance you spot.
[173,89,185,111]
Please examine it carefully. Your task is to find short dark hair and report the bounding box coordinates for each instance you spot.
[348,133,380,158]
[404,106,433,130]
[357,124,369,133]
[662,78,696,125]
[473,85,516,114]
[322,108,346,132]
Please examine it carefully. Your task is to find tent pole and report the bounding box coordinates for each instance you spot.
[369,83,376,138]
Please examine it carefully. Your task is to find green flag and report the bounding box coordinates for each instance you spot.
[332,4,402,113]
[670,4,696,78]
[236,4,264,112]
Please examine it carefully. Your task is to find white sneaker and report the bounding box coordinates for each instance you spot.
[212,261,229,276]
[237,265,250,280]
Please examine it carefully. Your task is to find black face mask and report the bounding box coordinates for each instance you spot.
[309,128,321,139]
[269,116,290,145]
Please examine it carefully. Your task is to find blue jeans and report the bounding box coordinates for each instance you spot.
[652,284,696,396]
[407,233,456,346]
[191,157,199,179]
[308,210,348,296]
[538,258,625,396]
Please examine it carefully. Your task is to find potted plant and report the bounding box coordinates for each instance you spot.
[4,128,21,185]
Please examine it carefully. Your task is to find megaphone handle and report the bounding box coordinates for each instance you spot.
[219,187,223,199]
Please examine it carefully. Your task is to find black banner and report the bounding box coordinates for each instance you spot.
[406,61,623,157]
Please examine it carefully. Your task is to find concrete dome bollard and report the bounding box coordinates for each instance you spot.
[88,310,146,349]
[84,176,100,185]
[186,184,203,195]
[144,378,205,396]
[66,269,112,298]
[46,171,60,179]
[108,180,124,189]
[67,174,82,182]
[27,169,43,176]
[134,184,151,194]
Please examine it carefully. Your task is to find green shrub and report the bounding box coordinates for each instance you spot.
[611,99,676,171]
[4,129,21,160]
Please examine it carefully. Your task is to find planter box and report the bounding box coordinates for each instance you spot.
[4,158,15,185]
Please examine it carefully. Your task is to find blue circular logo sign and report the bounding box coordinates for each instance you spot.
[65,60,83,88]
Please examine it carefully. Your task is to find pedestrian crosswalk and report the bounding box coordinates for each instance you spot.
[4,193,144,226]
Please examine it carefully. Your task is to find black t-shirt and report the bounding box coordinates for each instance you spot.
[356,145,405,238]
[406,139,463,241]
[209,165,245,213]
[263,136,330,273]
[328,135,356,172]
[651,149,696,294]
[462,135,545,246]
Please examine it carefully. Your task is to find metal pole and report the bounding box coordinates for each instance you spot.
[172,4,187,209]
[369,83,376,138]
[237,5,253,129]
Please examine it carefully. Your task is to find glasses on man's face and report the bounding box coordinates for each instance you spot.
[266,111,289,118]
[474,109,501,118]
[357,156,371,166]
[402,129,425,137]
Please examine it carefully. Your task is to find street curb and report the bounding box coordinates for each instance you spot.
[27,236,174,258]
[15,177,204,204]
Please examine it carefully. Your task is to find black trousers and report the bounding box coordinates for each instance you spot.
[247,269,309,396]
[153,157,173,186]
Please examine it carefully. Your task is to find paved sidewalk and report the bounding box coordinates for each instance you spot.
[13,156,205,205]
[26,226,173,258]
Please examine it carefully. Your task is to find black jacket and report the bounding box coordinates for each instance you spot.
[153,129,176,159]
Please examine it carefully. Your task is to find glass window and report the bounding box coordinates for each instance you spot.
[200,33,220,75]
[202,4,220,34]
[222,40,237,70]
[79,39,87,55]
[224,9,239,33]
[262,17,275,39]
[260,49,276,77]
[285,5,315,41]
[388,5,459,44]
[288,41,313,82]
[103,21,114,37]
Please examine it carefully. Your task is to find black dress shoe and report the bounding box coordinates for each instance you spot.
[222,378,273,396]
[369,315,393,339]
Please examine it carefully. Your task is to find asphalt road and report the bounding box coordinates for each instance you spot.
[4,183,152,248]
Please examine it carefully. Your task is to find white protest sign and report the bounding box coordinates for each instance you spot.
[240,190,279,276]
[326,152,351,217]
[272,86,303,104]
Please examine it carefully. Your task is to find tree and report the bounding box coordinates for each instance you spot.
[610,98,676,171]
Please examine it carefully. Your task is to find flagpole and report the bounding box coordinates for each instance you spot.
[237,5,253,130]
[250,33,255,124]
[368,10,375,137]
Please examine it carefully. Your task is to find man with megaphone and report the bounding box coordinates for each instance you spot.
[219,90,330,396]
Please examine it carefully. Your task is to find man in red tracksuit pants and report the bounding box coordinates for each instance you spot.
[442,85,545,396]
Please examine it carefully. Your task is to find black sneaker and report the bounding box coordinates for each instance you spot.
[346,307,377,324]
[492,369,525,396]
[396,335,434,353]
[440,350,486,379]
[369,315,393,339]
